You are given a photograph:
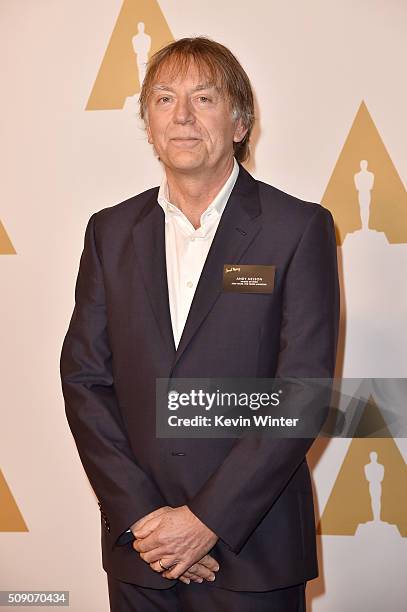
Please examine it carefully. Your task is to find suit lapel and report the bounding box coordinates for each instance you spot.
[131,193,176,360]
[172,164,262,371]
[131,164,262,373]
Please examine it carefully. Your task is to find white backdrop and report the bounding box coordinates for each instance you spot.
[1,1,406,610]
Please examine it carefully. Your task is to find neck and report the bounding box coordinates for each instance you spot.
[164,157,235,228]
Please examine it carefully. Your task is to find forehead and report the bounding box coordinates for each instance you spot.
[152,56,223,91]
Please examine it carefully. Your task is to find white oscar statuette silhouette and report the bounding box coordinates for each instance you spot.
[356,451,399,536]
[124,21,152,113]
[354,159,374,231]
[365,451,384,522]
[132,21,151,87]
[345,159,386,246]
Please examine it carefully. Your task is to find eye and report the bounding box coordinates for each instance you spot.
[198,96,210,103]
[157,95,172,104]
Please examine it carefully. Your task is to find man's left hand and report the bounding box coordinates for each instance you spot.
[132,505,218,579]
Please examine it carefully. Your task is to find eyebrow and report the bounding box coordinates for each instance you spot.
[151,83,219,93]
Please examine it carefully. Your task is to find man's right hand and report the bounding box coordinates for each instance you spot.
[130,507,220,584]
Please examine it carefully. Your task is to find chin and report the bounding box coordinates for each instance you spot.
[166,154,206,172]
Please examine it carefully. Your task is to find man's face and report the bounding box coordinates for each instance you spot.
[145,61,247,174]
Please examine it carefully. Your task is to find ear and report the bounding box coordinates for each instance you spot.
[143,110,154,144]
[233,116,248,143]
[146,120,153,145]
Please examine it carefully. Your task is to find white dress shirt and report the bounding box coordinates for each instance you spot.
[157,157,240,349]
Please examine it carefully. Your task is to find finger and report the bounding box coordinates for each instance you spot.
[138,547,174,564]
[178,576,191,585]
[182,570,203,583]
[133,516,163,539]
[186,563,215,582]
[149,559,180,574]
[133,532,163,553]
[162,562,190,580]
[198,554,220,572]
[131,507,172,532]
[149,561,166,574]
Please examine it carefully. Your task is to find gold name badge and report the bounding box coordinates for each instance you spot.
[222,264,275,293]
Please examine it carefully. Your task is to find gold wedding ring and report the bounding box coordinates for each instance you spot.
[158,558,170,570]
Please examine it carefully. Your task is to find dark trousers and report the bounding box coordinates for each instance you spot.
[107,574,307,612]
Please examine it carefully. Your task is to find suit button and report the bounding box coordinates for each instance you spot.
[171,452,186,456]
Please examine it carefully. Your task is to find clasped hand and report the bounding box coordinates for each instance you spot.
[131,506,219,584]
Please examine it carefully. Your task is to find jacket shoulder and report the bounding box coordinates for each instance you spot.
[91,186,159,230]
[256,179,333,226]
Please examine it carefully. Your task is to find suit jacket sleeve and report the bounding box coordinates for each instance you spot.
[60,212,166,550]
[187,206,340,554]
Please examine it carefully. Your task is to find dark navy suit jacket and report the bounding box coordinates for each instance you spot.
[60,163,340,590]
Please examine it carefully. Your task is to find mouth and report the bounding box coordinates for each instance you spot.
[170,138,201,148]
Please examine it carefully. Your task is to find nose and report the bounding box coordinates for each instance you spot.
[173,96,195,125]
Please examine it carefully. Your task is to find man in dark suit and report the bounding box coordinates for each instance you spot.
[60,36,339,611]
